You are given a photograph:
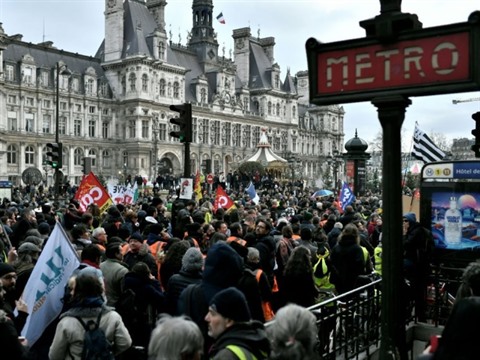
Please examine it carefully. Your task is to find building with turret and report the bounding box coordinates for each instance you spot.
[0,0,344,186]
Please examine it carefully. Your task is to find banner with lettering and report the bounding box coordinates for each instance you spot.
[20,222,80,346]
[74,172,113,213]
[107,182,138,205]
[339,181,355,211]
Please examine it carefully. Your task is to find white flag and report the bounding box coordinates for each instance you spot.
[20,222,80,346]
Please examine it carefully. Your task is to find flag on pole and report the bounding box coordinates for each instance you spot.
[74,172,113,213]
[20,222,80,346]
[216,12,226,24]
[194,169,203,202]
[339,182,355,211]
[412,124,446,163]
[245,181,260,204]
[213,186,236,212]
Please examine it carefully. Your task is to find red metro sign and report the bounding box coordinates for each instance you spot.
[306,15,480,105]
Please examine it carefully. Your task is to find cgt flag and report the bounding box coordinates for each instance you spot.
[74,172,113,213]
[20,222,80,346]
[339,182,355,211]
[245,181,260,204]
[213,186,236,212]
[412,124,446,163]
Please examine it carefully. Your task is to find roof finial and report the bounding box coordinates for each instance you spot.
[355,128,358,138]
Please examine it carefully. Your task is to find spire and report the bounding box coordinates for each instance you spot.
[188,0,219,63]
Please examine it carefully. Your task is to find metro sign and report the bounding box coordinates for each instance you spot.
[306,16,480,105]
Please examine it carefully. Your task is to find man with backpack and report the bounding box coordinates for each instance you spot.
[49,271,131,360]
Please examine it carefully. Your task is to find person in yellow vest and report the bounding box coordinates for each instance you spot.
[374,233,383,276]
[205,287,270,359]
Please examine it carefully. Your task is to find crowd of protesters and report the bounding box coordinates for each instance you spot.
[0,175,459,360]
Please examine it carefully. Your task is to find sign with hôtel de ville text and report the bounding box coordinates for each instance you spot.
[306,12,480,105]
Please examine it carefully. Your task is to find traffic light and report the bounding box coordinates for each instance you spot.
[169,103,192,143]
[46,142,63,169]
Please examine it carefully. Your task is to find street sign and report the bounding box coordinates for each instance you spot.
[306,14,480,105]
[206,174,214,184]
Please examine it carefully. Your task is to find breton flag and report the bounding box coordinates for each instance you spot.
[246,181,260,205]
[20,222,80,346]
[216,12,226,24]
[412,124,446,163]
[339,182,355,211]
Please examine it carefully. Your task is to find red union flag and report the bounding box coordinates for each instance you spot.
[213,186,236,213]
[74,172,113,213]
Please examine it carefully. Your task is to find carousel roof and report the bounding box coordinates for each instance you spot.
[244,129,288,165]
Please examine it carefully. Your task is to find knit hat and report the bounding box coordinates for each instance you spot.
[202,243,244,303]
[209,287,251,322]
[0,263,15,278]
[23,235,43,247]
[334,222,344,229]
[37,222,51,236]
[145,216,158,224]
[403,212,417,223]
[18,242,41,254]
[129,232,144,242]
[181,247,204,272]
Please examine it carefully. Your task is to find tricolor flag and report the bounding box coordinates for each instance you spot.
[74,172,113,213]
[412,124,446,163]
[216,12,226,24]
[246,181,260,205]
[339,182,355,211]
[20,222,80,346]
[213,186,236,212]
[194,169,203,202]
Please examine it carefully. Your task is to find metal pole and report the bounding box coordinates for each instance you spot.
[54,63,60,203]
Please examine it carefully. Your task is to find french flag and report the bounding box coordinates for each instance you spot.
[216,12,226,24]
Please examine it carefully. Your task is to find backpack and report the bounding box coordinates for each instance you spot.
[75,312,115,360]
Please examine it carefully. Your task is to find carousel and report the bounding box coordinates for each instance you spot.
[242,129,289,179]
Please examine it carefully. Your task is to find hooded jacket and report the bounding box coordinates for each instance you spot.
[330,234,365,294]
[48,304,131,360]
[209,321,270,360]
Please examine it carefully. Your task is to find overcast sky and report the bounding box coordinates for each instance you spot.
[1,0,479,149]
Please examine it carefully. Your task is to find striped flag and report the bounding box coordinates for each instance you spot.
[246,181,260,205]
[412,124,446,163]
[216,12,226,24]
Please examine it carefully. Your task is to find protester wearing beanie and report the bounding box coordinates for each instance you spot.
[166,247,203,315]
[205,287,270,360]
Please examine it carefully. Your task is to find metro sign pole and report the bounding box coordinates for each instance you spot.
[306,3,480,359]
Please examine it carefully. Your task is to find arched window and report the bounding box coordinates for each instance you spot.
[160,79,166,96]
[74,148,83,166]
[25,145,35,165]
[276,103,280,116]
[7,145,17,164]
[173,81,180,99]
[267,101,272,115]
[200,88,207,103]
[292,106,296,117]
[121,75,126,94]
[142,74,148,92]
[129,73,136,91]
[159,42,165,60]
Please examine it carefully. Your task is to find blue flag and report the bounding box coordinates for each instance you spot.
[246,181,260,204]
[339,182,355,211]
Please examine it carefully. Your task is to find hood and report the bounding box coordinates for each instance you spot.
[403,212,417,224]
[202,243,243,303]
[210,321,270,359]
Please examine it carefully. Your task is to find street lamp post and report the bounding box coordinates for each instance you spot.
[54,62,71,203]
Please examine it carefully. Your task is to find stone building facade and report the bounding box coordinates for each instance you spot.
[0,0,344,186]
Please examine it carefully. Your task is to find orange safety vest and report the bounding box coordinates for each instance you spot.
[254,269,275,322]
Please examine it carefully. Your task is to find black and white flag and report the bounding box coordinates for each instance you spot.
[412,124,446,163]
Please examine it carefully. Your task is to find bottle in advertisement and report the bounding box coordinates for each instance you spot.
[444,197,462,244]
